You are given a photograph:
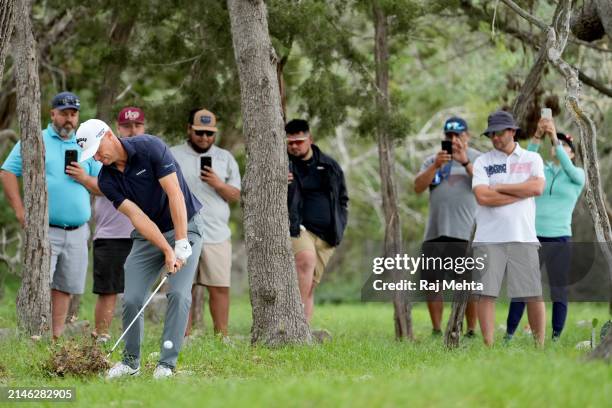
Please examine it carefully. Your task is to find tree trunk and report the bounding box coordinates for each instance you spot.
[227,0,311,346]
[373,2,413,341]
[191,285,205,330]
[276,55,288,122]
[94,10,134,123]
[13,0,51,336]
[0,0,15,84]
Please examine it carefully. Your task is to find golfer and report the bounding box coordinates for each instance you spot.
[76,119,204,379]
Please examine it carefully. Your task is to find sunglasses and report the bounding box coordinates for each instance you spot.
[193,129,215,137]
[287,139,307,146]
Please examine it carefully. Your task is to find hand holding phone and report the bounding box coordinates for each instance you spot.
[441,140,453,155]
[200,156,212,171]
[64,150,78,174]
[541,108,552,119]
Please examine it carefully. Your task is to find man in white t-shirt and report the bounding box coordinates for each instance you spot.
[171,108,241,337]
[472,110,546,346]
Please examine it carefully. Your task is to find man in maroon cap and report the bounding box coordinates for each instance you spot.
[89,107,146,342]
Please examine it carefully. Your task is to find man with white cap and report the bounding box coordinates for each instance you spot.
[89,107,147,343]
[0,91,101,339]
[75,118,204,379]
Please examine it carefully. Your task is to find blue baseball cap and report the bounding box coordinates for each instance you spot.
[51,91,81,111]
[443,117,468,134]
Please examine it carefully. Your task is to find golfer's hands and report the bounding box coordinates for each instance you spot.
[171,238,192,274]
[164,251,180,274]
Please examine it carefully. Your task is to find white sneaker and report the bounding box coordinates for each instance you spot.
[153,365,173,379]
[106,362,140,379]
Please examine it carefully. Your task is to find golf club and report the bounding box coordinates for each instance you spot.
[106,272,171,358]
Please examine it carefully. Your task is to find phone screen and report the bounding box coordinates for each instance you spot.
[441,140,453,155]
[541,108,552,119]
[200,156,212,171]
[65,150,78,174]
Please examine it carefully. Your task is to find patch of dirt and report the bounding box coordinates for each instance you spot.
[43,340,110,377]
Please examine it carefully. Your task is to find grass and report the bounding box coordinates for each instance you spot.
[0,275,610,407]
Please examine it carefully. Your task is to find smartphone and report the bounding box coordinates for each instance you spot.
[541,108,552,119]
[441,140,453,155]
[200,156,212,171]
[64,149,78,174]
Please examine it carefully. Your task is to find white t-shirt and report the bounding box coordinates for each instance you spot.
[472,143,544,243]
[171,143,241,243]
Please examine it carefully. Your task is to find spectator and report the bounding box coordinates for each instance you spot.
[90,107,146,343]
[75,119,204,379]
[0,91,101,339]
[505,116,585,341]
[286,119,348,323]
[414,117,480,337]
[472,110,546,346]
[171,108,241,337]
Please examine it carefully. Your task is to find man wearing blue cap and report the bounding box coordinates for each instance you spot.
[414,116,480,337]
[471,110,546,347]
[0,91,101,339]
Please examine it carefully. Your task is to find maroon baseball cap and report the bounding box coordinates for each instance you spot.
[117,107,145,125]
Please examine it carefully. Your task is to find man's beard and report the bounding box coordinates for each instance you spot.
[53,124,75,139]
[188,140,211,154]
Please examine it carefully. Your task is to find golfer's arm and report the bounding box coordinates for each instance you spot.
[0,170,25,216]
[414,164,437,194]
[493,177,545,198]
[473,185,522,207]
[159,173,188,241]
[117,199,173,255]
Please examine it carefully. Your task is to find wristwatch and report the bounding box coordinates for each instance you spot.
[461,160,470,167]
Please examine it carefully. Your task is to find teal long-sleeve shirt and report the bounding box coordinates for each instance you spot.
[528,142,585,237]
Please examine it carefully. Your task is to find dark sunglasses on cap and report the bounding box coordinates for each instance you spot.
[194,129,215,137]
[54,96,81,108]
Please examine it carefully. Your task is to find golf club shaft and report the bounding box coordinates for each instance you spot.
[107,273,170,357]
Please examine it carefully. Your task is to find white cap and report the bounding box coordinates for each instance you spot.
[76,119,110,162]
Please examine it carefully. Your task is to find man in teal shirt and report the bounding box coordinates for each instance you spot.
[0,91,101,339]
[505,116,585,341]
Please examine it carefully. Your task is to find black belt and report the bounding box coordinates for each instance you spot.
[50,224,82,231]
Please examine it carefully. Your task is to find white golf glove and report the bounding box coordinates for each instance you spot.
[174,238,192,263]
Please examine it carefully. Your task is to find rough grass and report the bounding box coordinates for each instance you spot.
[0,276,610,407]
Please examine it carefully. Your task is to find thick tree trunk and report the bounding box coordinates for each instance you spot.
[0,0,15,84]
[373,2,413,341]
[94,11,134,123]
[227,0,311,346]
[191,285,205,330]
[13,0,51,336]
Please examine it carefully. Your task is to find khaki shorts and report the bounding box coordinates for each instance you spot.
[194,240,231,287]
[473,243,542,298]
[291,229,335,283]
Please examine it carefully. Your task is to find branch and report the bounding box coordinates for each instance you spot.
[499,0,549,30]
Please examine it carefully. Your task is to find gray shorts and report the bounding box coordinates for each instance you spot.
[49,224,90,294]
[473,243,542,298]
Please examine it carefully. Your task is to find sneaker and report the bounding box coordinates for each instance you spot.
[503,333,513,343]
[153,365,173,379]
[106,362,139,379]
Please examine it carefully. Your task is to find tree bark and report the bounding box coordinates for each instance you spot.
[373,2,413,341]
[191,285,205,330]
[227,0,311,346]
[0,0,15,84]
[13,0,51,336]
[94,10,134,123]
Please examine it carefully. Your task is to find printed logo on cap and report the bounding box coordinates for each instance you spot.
[200,115,212,125]
[124,110,141,121]
[445,121,463,131]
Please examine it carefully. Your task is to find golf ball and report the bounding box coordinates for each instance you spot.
[163,340,173,349]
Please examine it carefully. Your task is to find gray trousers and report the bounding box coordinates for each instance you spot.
[122,213,204,369]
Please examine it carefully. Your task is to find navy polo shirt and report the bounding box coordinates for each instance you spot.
[98,135,202,233]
